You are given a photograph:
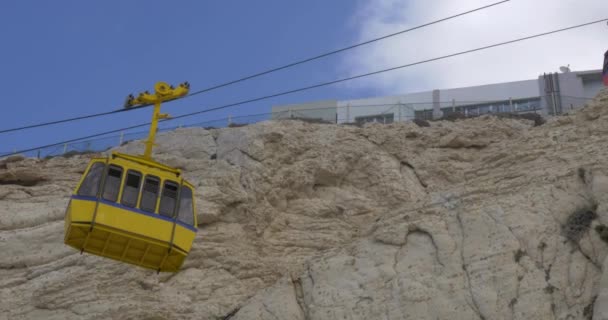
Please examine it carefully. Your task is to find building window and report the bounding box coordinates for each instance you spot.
[77,162,105,197]
[355,113,395,124]
[529,99,541,110]
[513,98,541,112]
[498,104,511,113]
[140,175,160,213]
[467,106,479,116]
[102,165,123,202]
[414,109,433,120]
[121,170,142,208]
[451,98,541,116]
[479,105,491,114]
[159,180,179,218]
[355,113,394,124]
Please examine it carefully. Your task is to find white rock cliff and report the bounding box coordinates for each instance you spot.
[1,89,608,319]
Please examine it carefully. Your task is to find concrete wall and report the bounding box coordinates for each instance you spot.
[438,79,539,104]
[580,70,605,99]
[338,70,603,122]
[539,70,603,115]
[337,78,541,122]
[271,100,337,123]
[274,70,603,124]
[584,80,605,99]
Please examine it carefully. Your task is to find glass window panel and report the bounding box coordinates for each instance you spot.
[140,176,160,213]
[102,165,123,202]
[530,100,541,110]
[178,186,194,226]
[355,113,395,124]
[121,170,142,208]
[77,162,105,197]
[159,181,179,218]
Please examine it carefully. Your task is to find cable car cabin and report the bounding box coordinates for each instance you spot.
[64,152,197,272]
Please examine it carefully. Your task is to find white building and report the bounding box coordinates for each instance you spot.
[273,69,604,124]
[271,100,337,123]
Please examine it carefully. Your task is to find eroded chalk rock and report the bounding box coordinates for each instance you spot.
[0,89,607,319]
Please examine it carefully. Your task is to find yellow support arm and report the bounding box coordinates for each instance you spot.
[123,81,190,160]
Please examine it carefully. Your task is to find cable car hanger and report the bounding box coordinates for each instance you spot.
[64,81,198,273]
[124,81,190,160]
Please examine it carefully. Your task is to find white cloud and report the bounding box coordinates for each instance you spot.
[341,0,608,95]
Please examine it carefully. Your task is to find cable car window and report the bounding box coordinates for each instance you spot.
[102,165,123,202]
[177,186,194,226]
[77,162,105,197]
[140,176,160,213]
[159,180,179,218]
[121,170,142,208]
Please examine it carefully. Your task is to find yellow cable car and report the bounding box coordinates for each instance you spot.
[64,81,197,272]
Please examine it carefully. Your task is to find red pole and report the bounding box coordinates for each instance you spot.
[603,50,608,86]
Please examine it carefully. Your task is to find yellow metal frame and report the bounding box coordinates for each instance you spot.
[124,81,190,159]
[71,154,197,220]
[65,153,197,272]
[65,81,198,272]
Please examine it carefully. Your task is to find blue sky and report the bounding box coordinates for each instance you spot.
[0,1,375,153]
[343,0,607,94]
[2,0,607,155]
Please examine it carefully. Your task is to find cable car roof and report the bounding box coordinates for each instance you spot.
[109,152,182,177]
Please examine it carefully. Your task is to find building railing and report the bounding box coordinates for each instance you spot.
[3,95,594,159]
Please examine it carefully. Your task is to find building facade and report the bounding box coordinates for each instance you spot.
[272,69,604,125]
[271,100,337,123]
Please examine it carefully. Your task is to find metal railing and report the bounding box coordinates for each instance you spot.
[8,95,594,159]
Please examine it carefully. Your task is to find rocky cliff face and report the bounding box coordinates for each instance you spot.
[1,89,608,320]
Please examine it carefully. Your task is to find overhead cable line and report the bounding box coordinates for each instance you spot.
[2,123,152,158]
[184,0,511,97]
[0,0,510,135]
[3,17,606,158]
[148,18,608,122]
[0,106,147,135]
